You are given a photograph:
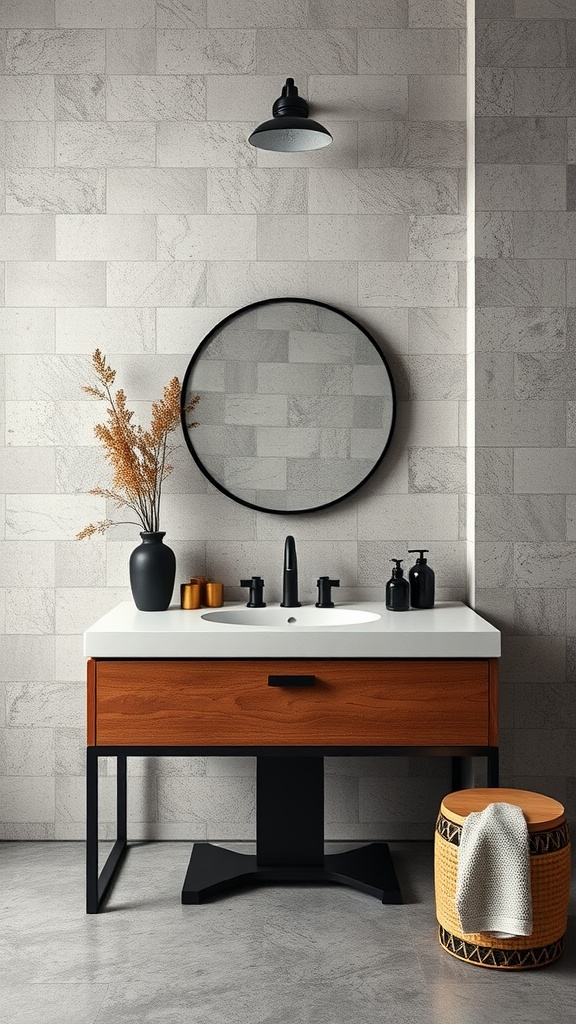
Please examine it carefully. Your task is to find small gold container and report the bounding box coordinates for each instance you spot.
[204,581,224,607]
[180,582,201,610]
[190,576,206,603]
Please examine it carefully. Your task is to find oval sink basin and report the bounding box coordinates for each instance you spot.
[201,607,381,628]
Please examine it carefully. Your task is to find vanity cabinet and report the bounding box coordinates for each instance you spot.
[84,601,500,914]
[89,658,496,748]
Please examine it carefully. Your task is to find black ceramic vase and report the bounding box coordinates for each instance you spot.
[129,532,176,611]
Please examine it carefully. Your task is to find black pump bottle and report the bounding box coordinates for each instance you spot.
[408,549,435,609]
[386,559,409,611]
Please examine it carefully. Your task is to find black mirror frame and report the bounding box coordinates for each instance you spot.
[180,297,396,516]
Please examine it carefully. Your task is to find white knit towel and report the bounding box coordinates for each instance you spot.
[455,802,532,938]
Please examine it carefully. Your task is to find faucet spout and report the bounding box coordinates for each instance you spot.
[280,535,300,607]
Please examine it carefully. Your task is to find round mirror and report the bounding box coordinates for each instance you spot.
[181,298,396,515]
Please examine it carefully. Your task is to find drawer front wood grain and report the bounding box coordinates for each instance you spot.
[93,659,492,747]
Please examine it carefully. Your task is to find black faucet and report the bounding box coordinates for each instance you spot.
[280,535,300,608]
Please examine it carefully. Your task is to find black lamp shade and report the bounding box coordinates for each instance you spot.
[248,79,333,153]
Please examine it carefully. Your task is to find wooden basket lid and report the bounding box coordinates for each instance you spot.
[440,788,566,831]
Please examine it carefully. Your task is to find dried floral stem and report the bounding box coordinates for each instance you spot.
[76,350,199,540]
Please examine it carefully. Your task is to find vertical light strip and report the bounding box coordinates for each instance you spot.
[465,0,476,607]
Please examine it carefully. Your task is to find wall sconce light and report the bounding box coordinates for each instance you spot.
[248,78,333,153]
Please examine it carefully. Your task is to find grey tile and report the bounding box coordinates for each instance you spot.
[55,74,105,120]
[208,168,307,214]
[0,214,54,261]
[358,29,459,75]
[476,495,566,541]
[569,21,576,67]
[409,75,466,121]
[6,28,104,74]
[516,0,576,17]
[107,74,205,121]
[359,261,458,308]
[501,635,566,684]
[476,401,566,446]
[6,168,105,213]
[157,0,206,28]
[514,591,567,636]
[406,308,465,353]
[308,0,409,27]
[476,18,567,67]
[5,261,106,307]
[256,29,356,74]
[4,123,54,168]
[476,67,514,116]
[515,542,576,588]
[0,1,56,27]
[409,215,465,260]
[406,353,466,399]
[408,447,465,492]
[514,447,576,493]
[207,260,308,306]
[475,212,513,258]
[515,68,576,116]
[157,121,255,168]
[56,0,156,28]
[159,29,255,73]
[476,164,566,211]
[308,214,408,261]
[475,307,566,353]
[106,261,206,307]
[157,214,256,261]
[405,122,466,168]
[309,75,408,121]
[408,0,465,28]
[476,116,566,164]
[105,28,156,72]
[475,353,514,400]
[56,122,156,166]
[475,542,514,589]
[107,168,206,214]
[476,259,565,307]
[358,493,459,540]
[0,74,54,120]
[514,212,576,258]
[476,447,514,494]
[515,351,576,399]
[568,164,576,211]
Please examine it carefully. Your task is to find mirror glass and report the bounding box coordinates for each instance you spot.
[181,298,395,514]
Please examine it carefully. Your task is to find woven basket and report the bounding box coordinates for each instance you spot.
[435,788,570,969]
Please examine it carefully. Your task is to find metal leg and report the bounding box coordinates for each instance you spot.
[451,756,475,791]
[117,754,127,841]
[85,749,129,914]
[86,747,99,914]
[487,747,499,787]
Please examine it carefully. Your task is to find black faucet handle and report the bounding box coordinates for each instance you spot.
[315,576,340,609]
[240,576,266,608]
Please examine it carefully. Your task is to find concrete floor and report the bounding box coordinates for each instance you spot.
[1,841,575,1024]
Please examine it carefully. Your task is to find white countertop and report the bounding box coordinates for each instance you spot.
[84,600,501,659]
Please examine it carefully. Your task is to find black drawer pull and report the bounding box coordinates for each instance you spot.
[268,675,316,687]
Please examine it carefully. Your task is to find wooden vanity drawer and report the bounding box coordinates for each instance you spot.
[90,659,494,747]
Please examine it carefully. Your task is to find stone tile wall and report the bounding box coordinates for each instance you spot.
[474,0,576,822]
[1,0,470,840]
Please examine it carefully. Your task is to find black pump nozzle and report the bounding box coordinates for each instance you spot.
[408,549,429,563]
[390,558,404,576]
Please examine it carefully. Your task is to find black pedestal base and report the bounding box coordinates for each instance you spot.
[181,841,402,905]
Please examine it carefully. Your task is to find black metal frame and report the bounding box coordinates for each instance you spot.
[86,744,499,914]
[179,296,397,516]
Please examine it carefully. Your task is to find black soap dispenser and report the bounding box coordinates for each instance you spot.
[386,559,409,611]
[408,550,435,609]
